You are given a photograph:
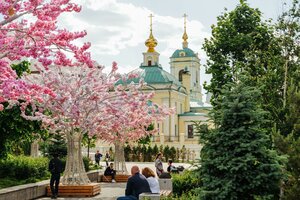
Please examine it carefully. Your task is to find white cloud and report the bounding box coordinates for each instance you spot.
[58,0,209,70]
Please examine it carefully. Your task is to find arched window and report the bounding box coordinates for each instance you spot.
[147,56,152,66]
[179,69,184,82]
[180,51,185,57]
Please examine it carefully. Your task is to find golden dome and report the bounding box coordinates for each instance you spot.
[145,31,157,52]
[145,14,157,52]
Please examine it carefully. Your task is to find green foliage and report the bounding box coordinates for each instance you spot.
[123,144,190,162]
[83,156,90,172]
[197,84,284,200]
[138,124,154,145]
[152,144,159,157]
[0,103,45,159]
[163,145,170,162]
[169,146,177,162]
[273,131,300,200]
[82,132,97,158]
[203,0,283,123]
[161,191,199,200]
[124,144,131,161]
[39,132,67,158]
[273,79,300,200]
[171,170,201,197]
[48,133,67,158]
[146,145,153,161]
[0,176,52,189]
[0,156,49,180]
[11,61,31,78]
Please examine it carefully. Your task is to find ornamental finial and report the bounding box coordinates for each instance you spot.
[145,14,158,52]
[182,13,188,48]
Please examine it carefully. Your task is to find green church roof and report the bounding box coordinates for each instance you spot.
[118,65,182,87]
[171,47,196,58]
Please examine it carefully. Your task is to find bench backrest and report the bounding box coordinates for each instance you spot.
[158,179,172,191]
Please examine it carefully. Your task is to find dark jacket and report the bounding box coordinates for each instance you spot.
[95,153,102,161]
[104,166,115,175]
[48,157,63,175]
[125,172,151,199]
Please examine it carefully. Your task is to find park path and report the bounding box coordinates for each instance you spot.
[37,162,192,200]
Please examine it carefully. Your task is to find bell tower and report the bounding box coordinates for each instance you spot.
[170,14,202,102]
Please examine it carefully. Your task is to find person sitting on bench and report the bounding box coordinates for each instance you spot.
[104,163,116,182]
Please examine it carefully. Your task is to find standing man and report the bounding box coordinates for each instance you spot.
[95,150,102,166]
[117,166,151,200]
[48,153,63,199]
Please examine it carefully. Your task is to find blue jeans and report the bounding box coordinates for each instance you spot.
[116,195,137,200]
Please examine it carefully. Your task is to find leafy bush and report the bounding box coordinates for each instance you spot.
[171,170,201,197]
[0,156,49,180]
[83,156,90,172]
[161,191,199,200]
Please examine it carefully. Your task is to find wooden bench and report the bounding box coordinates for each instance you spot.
[99,174,130,182]
[46,183,100,197]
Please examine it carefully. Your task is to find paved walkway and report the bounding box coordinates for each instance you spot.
[37,162,192,200]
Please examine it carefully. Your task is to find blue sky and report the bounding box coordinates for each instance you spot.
[58,0,291,92]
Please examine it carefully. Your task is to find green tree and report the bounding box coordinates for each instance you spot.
[203,0,283,123]
[169,146,176,162]
[276,0,300,108]
[197,83,284,200]
[273,80,300,200]
[272,1,300,198]
[0,103,44,159]
[152,144,159,161]
[163,145,170,162]
[146,145,153,162]
[48,133,67,158]
[124,144,131,161]
[82,132,97,159]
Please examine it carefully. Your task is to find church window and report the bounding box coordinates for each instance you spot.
[180,51,185,57]
[179,69,184,82]
[188,125,194,138]
[175,125,177,136]
[147,56,152,66]
[196,70,199,83]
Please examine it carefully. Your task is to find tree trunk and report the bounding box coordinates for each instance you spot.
[114,142,128,174]
[30,139,39,157]
[61,131,90,185]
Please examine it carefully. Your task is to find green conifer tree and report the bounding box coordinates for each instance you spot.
[198,83,284,200]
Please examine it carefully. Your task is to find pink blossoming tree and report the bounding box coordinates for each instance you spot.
[0,0,93,112]
[25,62,171,184]
[1,0,172,185]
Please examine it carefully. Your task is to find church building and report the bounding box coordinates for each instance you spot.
[120,15,211,157]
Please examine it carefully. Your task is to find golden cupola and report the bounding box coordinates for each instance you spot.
[182,13,189,48]
[145,14,158,52]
